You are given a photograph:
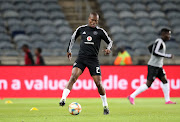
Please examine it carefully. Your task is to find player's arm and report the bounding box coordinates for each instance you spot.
[67,27,81,60]
[101,29,113,55]
[153,39,172,58]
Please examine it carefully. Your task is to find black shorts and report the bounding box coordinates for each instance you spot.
[147,65,166,81]
[73,56,101,76]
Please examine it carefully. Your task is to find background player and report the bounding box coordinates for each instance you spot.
[128,28,176,105]
[35,47,45,65]
[59,12,113,115]
[22,44,34,65]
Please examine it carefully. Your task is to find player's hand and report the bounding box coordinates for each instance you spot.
[67,52,72,61]
[170,54,174,59]
[103,49,111,55]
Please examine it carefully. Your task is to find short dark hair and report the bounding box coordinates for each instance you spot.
[22,44,29,48]
[90,12,99,17]
[160,28,171,35]
[36,47,42,53]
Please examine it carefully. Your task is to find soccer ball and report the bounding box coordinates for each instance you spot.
[68,102,82,115]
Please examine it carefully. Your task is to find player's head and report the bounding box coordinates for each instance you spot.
[35,47,42,56]
[160,28,171,41]
[22,44,29,52]
[118,47,125,53]
[88,12,99,28]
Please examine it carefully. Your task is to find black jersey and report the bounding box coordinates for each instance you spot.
[67,25,113,58]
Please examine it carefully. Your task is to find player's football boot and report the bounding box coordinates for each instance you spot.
[128,96,135,105]
[59,99,66,107]
[165,101,176,104]
[103,106,109,115]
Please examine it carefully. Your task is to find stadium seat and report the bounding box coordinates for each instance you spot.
[25,25,41,35]
[41,26,57,35]
[167,11,180,19]
[44,34,60,42]
[100,2,115,12]
[0,3,15,12]
[126,26,141,34]
[16,3,31,11]
[150,11,165,19]
[122,18,136,27]
[162,2,178,12]
[34,11,49,20]
[137,18,152,26]
[147,3,161,11]
[103,11,118,19]
[14,34,30,42]
[38,19,53,27]
[169,19,180,27]
[135,11,149,19]
[57,26,72,35]
[0,26,6,33]
[31,3,46,12]
[0,42,14,49]
[129,33,144,42]
[50,11,65,20]
[132,3,147,11]
[110,26,125,36]
[30,34,45,42]
[116,2,131,11]
[23,18,37,27]
[3,10,19,19]
[60,34,71,43]
[19,10,34,20]
[54,19,69,27]
[141,26,156,34]
[46,4,62,12]
[3,50,19,56]
[152,18,169,27]
[119,11,134,19]
[0,33,11,42]
[134,48,149,56]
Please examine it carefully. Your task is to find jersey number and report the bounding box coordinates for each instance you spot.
[96,67,100,73]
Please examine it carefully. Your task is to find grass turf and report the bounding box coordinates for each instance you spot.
[0,98,180,122]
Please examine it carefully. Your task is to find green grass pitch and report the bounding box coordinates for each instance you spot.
[0,98,180,122]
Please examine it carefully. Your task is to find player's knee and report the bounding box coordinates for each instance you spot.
[146,83,152,88]
[70,74,78,83]
[95,81,101,88]
[162,80,168,84]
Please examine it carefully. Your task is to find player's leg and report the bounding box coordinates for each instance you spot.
[59,67,83,106]
[128,65,157,105]
[92,75,109,115]
[158,68,176,104]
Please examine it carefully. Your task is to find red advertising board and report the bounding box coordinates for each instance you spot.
[0,66,179,98]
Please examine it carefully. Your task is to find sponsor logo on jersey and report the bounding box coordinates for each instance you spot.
[87,36,92,41]
[93,31,98,35]
[82,31,86,35]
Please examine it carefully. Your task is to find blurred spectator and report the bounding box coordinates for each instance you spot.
[114,47,132,65]
[22,44,34,65]
[35,47,45,65]
[137,59,146,65]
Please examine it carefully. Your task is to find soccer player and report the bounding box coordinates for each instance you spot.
[59,12,113,115]
[128,28,176,105]
[22,44,34,65]
[35,48,45,65]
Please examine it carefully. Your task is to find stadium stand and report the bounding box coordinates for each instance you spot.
[0,0,71,58]
[97,0,180,57]
[0,0,180,65]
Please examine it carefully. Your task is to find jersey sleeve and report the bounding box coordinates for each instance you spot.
[101,29,113,50]
[153,39,172,58]
[67,26,81,53]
